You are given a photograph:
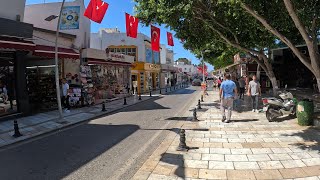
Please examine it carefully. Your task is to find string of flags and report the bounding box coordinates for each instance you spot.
[83,0,175,52]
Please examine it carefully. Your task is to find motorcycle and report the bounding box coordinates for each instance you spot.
[262,87,297,122]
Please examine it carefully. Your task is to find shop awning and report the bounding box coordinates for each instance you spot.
[88,59,132,66]
[0,37,35,51]
[33,45,79,59]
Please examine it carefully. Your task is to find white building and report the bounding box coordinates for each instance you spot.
[91,28,162,93]
[0,0,26,21]
[174,61,198,83]
[160,44,177,87]
[24,0,91,49]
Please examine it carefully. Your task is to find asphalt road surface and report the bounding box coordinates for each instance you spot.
[0,87,201,180]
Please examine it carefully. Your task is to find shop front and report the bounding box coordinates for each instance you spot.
[0,18,34,119]
[82,48,133,104]
[160,64,176,88]
[131,62,161,94]
[26,45,80,113]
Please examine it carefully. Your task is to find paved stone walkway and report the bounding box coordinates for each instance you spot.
[133,91,320,180]
[0,87,183,149]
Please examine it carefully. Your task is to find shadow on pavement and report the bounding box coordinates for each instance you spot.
[0,123,140,179]
[114,96,170,112]
[141,128,209,135]
[160,149,199,179]
[280,127,320,153]
[165,117,189,121]
[165,88,197,95]
[231,119,259,122]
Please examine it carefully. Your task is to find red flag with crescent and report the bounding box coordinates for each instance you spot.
[151,25,160,52]
[84,0,109,23]
[167,32,174,46]
[125,13,139,38]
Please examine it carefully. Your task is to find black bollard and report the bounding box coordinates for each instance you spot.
[12,120,22,138]
[139,93,142,100]
[165,87,167,93]
[192,108,198,121]
[177,129,189,151]
[197,99,202,109]
[201,95,204,102]
[123,97,127,105]
[102,101,106,111]
[149,90,152,97]
[160,88,162,94]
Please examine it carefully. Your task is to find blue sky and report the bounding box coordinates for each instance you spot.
[26,0,213,71]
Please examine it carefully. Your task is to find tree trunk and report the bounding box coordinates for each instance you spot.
[260,55,279,95]
[256,64,261,80]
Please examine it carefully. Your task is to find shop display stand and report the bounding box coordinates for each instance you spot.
[27,68,58,112]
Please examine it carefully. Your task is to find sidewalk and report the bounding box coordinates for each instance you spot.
[0,86,185,149]
[133,91,320,180]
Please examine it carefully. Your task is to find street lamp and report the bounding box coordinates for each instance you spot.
[45,0,66,120]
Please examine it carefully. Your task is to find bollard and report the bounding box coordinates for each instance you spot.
[177,129,189,151]
[197,99,202,109]
[149,90,152,97]
[123,97,127,105]
[160,88,162,94]
[139,93,142,100]
[102,101,106,111]
[201,95,204,102]
[12,120,22,138]
[192,108,198,121]
[165,87,167,93]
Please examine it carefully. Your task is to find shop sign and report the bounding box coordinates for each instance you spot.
[110,53,125,59]
[60,6,80,30]
[145,63,161,71]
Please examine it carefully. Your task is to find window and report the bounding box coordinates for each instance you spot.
[108,46,137,61]
[146,48,152,63]
[153,51,160,64]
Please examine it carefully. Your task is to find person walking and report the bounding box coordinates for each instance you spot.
[248,75,261,112]
[232,76,240,111]
[219,73,238,123]
[239,76,246,99]
[61,78,70,113]
[217,77,222,89]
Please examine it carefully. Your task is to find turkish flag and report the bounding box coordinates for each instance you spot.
[167,32,174,46]
[151,25,160,52]
[84,0,109,23]
[125,13,139,38]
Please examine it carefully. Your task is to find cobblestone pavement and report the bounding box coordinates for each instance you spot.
[133,91,320,180]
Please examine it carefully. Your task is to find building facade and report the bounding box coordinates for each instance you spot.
[91,28,161,94]
[160,44,177,87]
[0,0,34,119]
[24,0,91,49]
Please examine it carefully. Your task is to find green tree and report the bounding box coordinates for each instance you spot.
[236,0,320,91]
[134,0,281,93]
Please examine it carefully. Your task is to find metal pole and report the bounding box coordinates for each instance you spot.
[55,0,66,120]
[202,51,205,83]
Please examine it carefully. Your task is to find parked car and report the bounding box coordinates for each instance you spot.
[192,79,202,86]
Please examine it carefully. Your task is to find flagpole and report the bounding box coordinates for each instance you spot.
[55,0,66,120]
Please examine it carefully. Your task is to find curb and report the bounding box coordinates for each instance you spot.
[0,86,191,150]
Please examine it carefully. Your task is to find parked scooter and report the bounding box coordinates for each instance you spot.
[262,85,297,122]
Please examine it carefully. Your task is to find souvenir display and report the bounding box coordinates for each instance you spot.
[80,65,95,105]
[27,67,58,112]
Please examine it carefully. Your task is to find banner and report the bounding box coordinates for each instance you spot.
[60,6,80,30]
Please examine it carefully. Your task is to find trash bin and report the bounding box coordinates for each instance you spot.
[296,99,314,126]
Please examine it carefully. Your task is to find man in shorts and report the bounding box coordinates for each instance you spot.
[219,73,238,123]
